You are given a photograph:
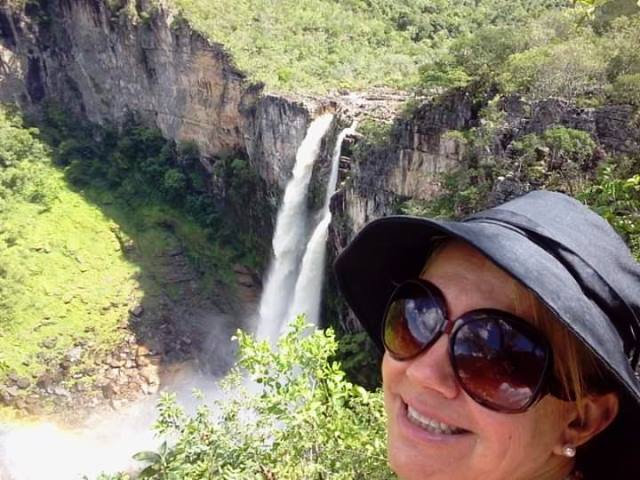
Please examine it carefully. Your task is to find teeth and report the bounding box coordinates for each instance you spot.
[407,406,464,435]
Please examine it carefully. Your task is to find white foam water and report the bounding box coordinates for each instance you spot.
[256,113,334,343]
[0,365,236,479]
[0,402,158,480]
[285,124,356,327]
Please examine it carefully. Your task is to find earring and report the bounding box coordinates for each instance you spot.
[562,445,576,458]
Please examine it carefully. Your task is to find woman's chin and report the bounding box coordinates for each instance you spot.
[387,398,475,479]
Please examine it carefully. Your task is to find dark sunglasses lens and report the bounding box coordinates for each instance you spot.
[383,284,445,359]
[452,315,548,412]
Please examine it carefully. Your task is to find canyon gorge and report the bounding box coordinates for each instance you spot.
[1,0,639,385]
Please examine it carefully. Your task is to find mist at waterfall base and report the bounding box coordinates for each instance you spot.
[0,309,239,480]
[0,114,351,479]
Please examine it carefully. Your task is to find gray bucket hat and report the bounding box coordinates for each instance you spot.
[334,190,640,477]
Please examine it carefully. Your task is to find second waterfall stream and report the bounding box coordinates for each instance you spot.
[256,113,355,343]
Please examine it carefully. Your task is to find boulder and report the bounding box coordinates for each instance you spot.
[16,377,31,389]
[139,365,160,386]
[41,337,57,349]
[53,386,71,399]
[101,382,118,399]
[65,346,83,363]
[36,372,55,391]
[0,388,12,405]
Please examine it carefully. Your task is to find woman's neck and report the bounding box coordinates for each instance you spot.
[527,458,576,480]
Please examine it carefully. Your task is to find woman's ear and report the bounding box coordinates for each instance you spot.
[559,393,619,449]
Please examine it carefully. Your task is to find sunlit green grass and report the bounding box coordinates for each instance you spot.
[0,172,235,422]
[0,172,140,382]
[0,104,239,420]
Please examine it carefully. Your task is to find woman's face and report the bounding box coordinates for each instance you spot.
[382,240,576,480]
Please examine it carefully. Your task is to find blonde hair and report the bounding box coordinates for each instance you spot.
[513,288,610,412]
[422,240,612,417]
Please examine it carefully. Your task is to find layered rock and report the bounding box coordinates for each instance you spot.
[0,0,327,195]
[331,93,640,253]
[329,91,474,251]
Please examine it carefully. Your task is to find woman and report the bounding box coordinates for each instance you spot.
[334,191,640,479]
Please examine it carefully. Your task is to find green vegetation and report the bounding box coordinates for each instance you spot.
[167,0,640,98]
[0,104,267,417]
[105,318,390,479]
[511,127,597,195]
[421,4,640,105]
[172,0,571,92]
[212,155,272,271]
[0,107,141,412]
[0,106,57,210]
[609,73,640,106]
[42,104,268,273]
[580,159,640,259]
[0,188,139,388]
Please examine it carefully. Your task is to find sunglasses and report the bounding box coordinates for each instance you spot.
[382,279,563,413]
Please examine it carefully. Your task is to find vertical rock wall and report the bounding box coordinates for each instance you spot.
[331,91,474,252]
[0,0,323,191]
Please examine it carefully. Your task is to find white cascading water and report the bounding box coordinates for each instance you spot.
[256,113,335,344]
[285,124,357,327]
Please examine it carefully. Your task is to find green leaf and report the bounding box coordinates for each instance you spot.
[133,451,162,463]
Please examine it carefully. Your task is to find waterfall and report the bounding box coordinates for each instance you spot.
[256,113,334,343]
[285,124,356,328]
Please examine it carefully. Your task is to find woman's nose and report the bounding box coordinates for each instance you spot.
[404,334,460,399]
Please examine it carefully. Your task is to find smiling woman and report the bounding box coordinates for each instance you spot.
[381,241,616,480]
[335,191,640,480]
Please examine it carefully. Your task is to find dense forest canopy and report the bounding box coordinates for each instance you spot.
[170,0,570,91]
[170,0,640,96]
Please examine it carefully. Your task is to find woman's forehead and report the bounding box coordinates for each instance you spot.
[420,239,533,318]
[422,239,515,282]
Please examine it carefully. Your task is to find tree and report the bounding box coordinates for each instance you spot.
[127,317,393,480]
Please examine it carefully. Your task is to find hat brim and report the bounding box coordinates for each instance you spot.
[334,215,640,404]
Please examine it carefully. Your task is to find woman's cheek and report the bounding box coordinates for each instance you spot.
[382,353,406,399]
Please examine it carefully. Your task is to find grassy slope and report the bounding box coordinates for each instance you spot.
[1,180,139,380]
[0,116,233,419]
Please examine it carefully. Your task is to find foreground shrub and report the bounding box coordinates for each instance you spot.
[129,317,392,480]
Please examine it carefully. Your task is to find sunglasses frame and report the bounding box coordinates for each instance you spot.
[382,278,558,414]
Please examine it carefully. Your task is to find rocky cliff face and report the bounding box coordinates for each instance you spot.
[0,0,324,195]
[330,93,640,255]
[0,0,474,245]
[333,91,474,241]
